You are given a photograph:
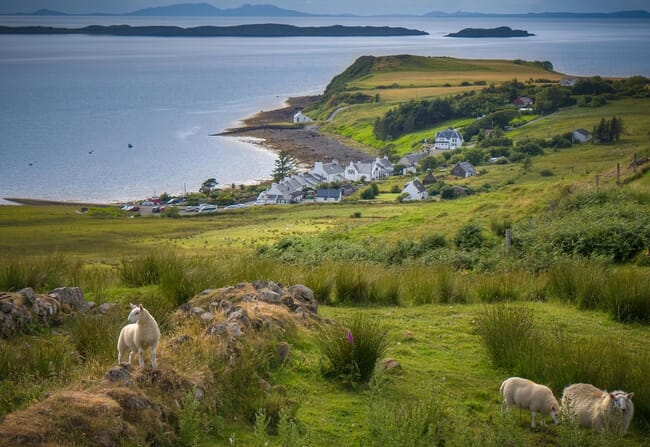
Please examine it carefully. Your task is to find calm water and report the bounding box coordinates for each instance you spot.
[1,16,649,203]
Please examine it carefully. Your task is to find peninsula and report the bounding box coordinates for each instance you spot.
[0,24,428,37]
[446,26,534,38]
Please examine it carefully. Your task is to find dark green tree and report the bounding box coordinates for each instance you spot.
[199,178,218,195]
[272,150,297,182]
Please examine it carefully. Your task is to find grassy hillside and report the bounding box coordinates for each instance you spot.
[1,55,650,446]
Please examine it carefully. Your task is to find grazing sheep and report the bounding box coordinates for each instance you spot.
[562,383,634,434]
[117,303,161,368]
[500,377,561,428]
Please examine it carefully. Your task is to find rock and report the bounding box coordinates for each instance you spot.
[191,306,205,315]
[18,287,37,305]
[0,301,13,313]
[173,335,193,345]
[380,358,401,371]
[288,284,318,313]
[200,312,214,322]
[277,342,291,363]
[257,290,281,304]
[98,302,117,314]
[105,365,132,384]
[48,287,86,310]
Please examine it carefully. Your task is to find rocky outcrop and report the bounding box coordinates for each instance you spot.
[0,287,91,338]
[178,281,320,342]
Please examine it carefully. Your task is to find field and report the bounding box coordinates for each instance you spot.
[1,56,650,446]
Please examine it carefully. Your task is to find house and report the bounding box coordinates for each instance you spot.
[451,161,476,178]
[344,157,394,182]
[316,188,342,203]
[293,110,312,124]
[398,151,429,174]
[311,160,345,183]
[434,128,464,150]
[401,178,428,201]
[422,171,437,185]
[559,76,580,87]
[572,128,592,143]
[513,96,534,109]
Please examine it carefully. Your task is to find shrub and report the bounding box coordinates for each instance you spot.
[606,268,650,323]
[319,314,390,385]
[545,261,608,309]
[66,312,121,363]
[454,222,485,251]
[177,392,206,447]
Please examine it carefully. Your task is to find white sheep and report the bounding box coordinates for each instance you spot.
[117,303,161,368]
[561,383,634,434]
[500,376,561,428]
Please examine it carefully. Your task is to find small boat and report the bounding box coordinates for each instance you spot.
[128,143,133,148]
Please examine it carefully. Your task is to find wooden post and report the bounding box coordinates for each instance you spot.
[505,228,512,255]
[595,175,600,190]
[617,163,621,185]
[633,153,638,173]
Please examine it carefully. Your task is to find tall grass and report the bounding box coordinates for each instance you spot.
[318,314,390,385]
[606,269,650,323]
[545,260,608,309]
[0,254,83,292]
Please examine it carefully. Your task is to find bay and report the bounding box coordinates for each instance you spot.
[1,15,648,204]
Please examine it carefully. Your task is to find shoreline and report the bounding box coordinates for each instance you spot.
[3,96,375,206]
[216,95,374,167]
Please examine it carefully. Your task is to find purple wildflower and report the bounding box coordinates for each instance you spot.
[346,330,354,344]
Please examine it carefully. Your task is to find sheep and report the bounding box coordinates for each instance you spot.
[500,376,561,428]
[561,383,634,434]
[117,303,161,368]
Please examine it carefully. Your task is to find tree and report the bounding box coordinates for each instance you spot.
[199,178,218,195]
[272,151,297,182]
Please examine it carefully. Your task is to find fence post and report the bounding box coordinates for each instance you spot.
[505,228,512,255]
[617,163,621,185]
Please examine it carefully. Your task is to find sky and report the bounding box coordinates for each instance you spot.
[1,0,648,15]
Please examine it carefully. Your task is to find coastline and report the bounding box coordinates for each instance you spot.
[216,95,373,167]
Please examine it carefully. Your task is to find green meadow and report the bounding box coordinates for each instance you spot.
[1,56,650,446]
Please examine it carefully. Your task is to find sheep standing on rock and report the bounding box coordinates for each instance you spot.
[500,377,561,428]
[117,304,161,368]
[562,383,634,434]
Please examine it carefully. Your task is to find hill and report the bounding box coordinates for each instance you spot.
[446,26,534,38]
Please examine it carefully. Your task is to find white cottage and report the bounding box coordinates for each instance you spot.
[311,161,345,183]
[293,111,313,124]
[402,178,428,201]
[434,128,464,150]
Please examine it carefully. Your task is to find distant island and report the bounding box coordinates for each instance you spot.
[446,26,534,38]
[0,24,428,37]
[9,3,650,19]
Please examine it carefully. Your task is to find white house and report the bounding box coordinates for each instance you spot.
[316,188,343,203]
[311,160,345,183]
[572,128,592,143]
[434,128,464,150]
[402,178,428,201]
[559,76,580,87]
[293,111,313,124]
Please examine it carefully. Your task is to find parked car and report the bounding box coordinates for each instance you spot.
[198,204,218,213]
[151,206,166,213]
[121,204,140,212]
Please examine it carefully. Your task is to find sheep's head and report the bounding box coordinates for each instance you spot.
[610,391,634,415]
[550,403,561,425]
[127,303,143,323]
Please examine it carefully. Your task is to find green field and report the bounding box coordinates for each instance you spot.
[1,56,650,446]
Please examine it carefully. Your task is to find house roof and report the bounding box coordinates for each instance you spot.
[316,188,342,199]
[573,128,591,137]
[399,152,427,167]
[435,128,463,140]
[375,157,394,170]
[321,162,344,175]
[422,172,437,185]
[453,161,477,176]
[404,178,426,193]
[513,96,534,107]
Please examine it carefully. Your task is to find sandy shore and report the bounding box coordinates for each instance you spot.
[217,95,373,167]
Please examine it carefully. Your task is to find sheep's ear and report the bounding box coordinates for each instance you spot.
[627,393,635,400]
[139,304,143,311]
[129,303,137,309]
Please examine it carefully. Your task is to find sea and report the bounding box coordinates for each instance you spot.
[1,15,649,204]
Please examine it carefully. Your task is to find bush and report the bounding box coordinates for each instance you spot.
[319,314,390,385]
[454,222,485,251]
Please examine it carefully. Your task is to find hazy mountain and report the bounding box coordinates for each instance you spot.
[423,9,650,18]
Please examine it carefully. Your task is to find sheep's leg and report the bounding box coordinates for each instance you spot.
[531,411,537,428]
[151,348,157,369]
[128,350,134,365]
[138,349,144,367]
